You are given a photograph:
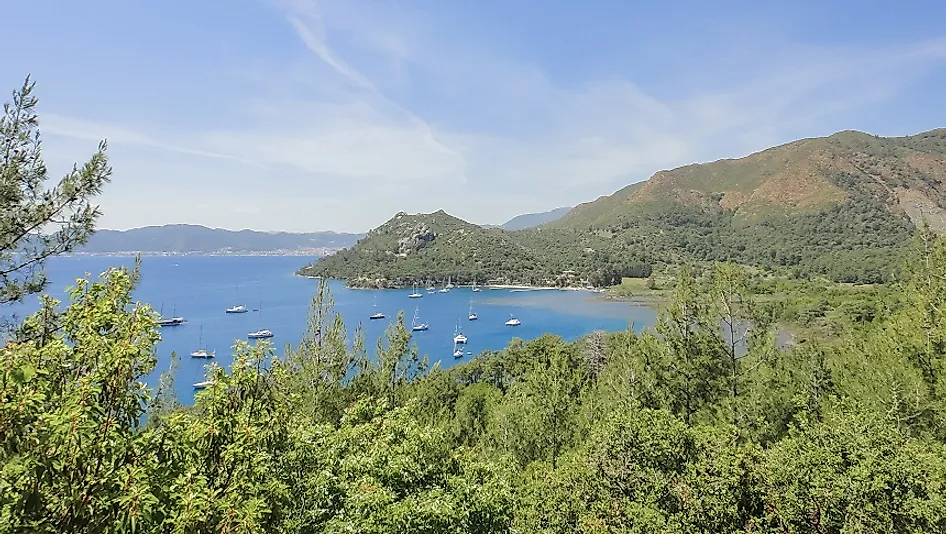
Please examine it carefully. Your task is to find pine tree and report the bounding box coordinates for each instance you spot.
[1,77,111,308]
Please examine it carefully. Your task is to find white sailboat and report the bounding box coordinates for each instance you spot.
[468,298,478,321]
[408,284,423,298]
[193,380,213,390]
[438,278,450,293]
[472,279,481,292]
[369,296,385,319]
[226,286,248,313]
[505,314,521,326]
[411,307,429,331]
[446,276,455,289]
[190,325,215,358]
[248,303,274,338]
[453,340,464,358]
[453,323,468,344]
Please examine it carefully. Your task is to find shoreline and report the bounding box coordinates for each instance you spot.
[592,292,668,307]
[296,275,604,293]
[66,251,329,258]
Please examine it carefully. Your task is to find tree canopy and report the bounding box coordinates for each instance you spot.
[5,228,946,531]
[0,76,111,309]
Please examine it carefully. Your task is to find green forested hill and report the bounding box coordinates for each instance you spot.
[300,210,532,286]
[553,128,946,229]
[542,128,946,282]
[306,128,946,285]
[300,210,650,287]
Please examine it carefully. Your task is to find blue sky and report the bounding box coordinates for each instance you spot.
[3,0,946,232]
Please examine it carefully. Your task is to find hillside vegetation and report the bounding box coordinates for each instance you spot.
[308,128,946,286]
[547,128,946,282]
[302,211,552,286]
[6,230,946,531]
[556,129,946,228]
[301,210,650,287]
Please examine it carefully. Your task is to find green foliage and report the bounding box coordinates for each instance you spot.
[307,399,513,533]
[759,407,946,533]
[488,337,588,466]
[451,382,502,447]
[0,266,158,532]
[0,77,112,307]
[281,279,361,425]
[514,410,762,533]
[656,267,730,423]
[1,275,509,533]
[570,192,912,286]
[7,230,946,531]
[300,210,654,288]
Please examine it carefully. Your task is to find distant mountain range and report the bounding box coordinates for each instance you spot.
[493,207,572,230]
[78,224,363,255]
[77,206,574,255]
[304,127,946,286]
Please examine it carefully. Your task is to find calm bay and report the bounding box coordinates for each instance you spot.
[6,255,657,403]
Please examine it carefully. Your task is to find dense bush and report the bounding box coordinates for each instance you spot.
[5,230,946,531]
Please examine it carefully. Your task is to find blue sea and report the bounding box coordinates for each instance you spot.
[5,256,657,403]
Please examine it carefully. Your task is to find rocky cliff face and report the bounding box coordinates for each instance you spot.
[395,225,436,256]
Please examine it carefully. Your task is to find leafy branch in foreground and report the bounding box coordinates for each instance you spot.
[0,76,111,308]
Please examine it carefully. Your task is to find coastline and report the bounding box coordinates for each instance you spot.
[296,274,604,293]
[592,292,668,308]
[67,251,330,258]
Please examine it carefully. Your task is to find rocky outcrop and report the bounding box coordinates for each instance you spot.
[394,224,436,256]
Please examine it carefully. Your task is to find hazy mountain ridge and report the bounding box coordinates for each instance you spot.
[498,207,573,230]
[80,224,363,254]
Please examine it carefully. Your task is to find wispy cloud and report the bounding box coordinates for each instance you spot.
[259,0,946,213]
[42,113,259,166]
[285,11,372,91]
[276,0,465,179]
[34,0,946,231]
